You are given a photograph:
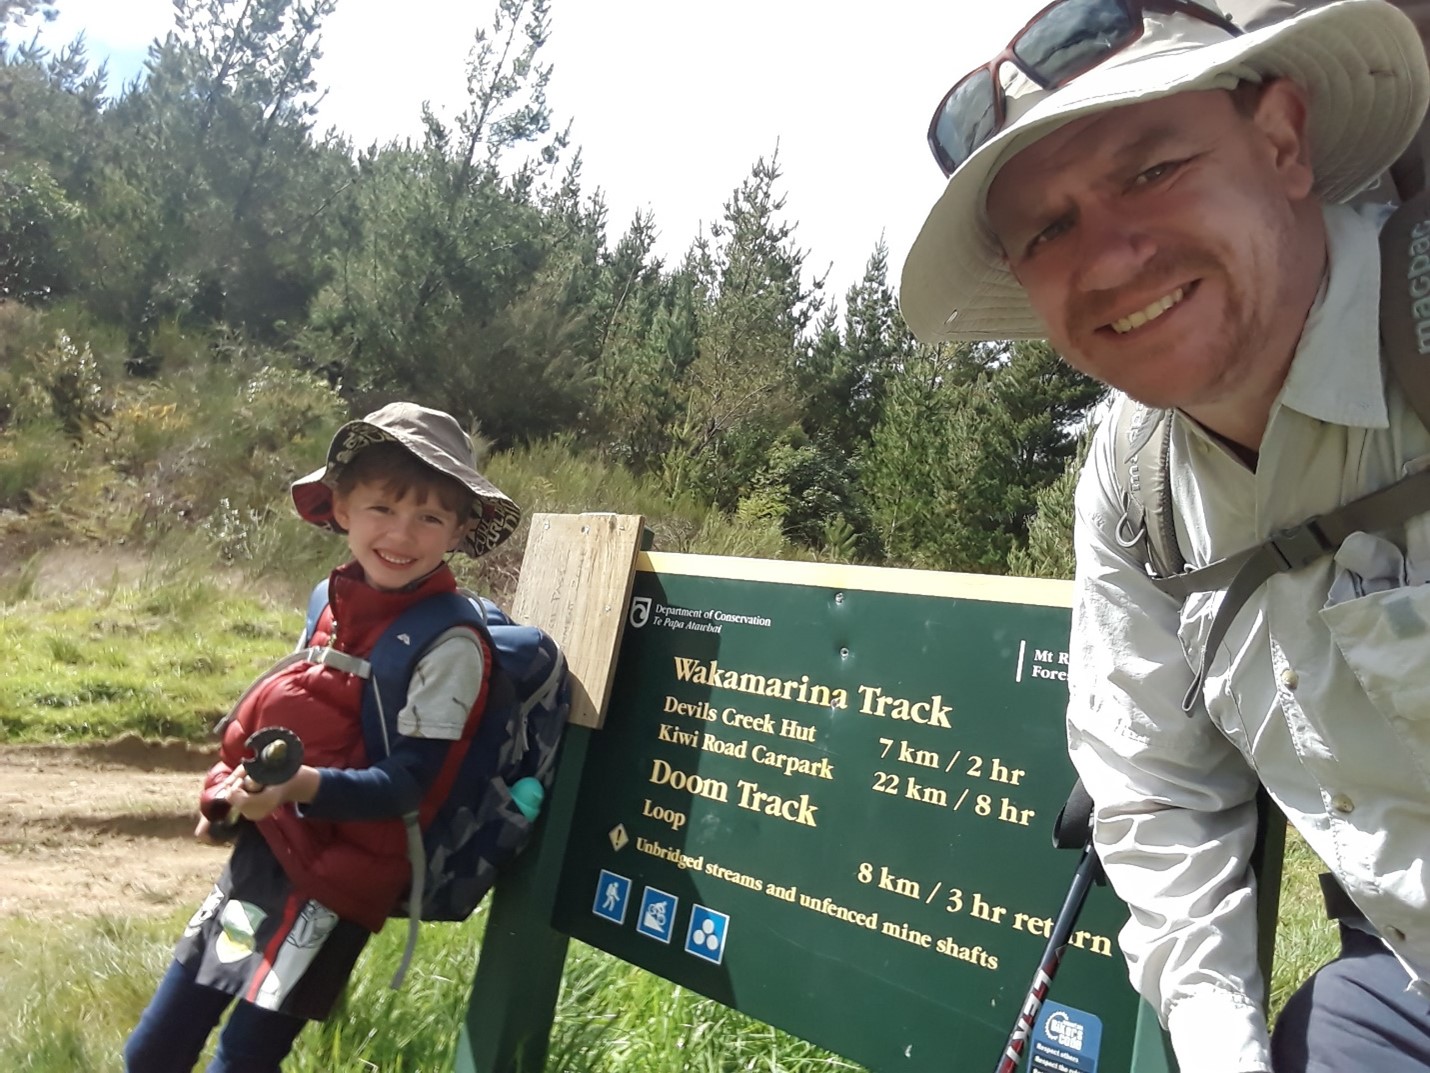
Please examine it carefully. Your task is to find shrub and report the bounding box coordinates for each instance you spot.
[0,163,79,304]
[0,418,67,510]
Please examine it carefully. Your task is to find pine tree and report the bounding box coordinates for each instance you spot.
[89,0,346,340]
[1007,431,1091,580]
[0,1,54,31]
[863,340,1101,573]
[586,214,697,471]
[662,151,822,508]
[796,240,908,456]
[862,342,968,566]
[0,32,103,301]
[308,0,602,444]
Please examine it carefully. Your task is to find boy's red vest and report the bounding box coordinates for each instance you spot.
[201,561,488,930]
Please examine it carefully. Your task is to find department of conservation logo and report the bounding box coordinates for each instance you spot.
[629,596,652,629]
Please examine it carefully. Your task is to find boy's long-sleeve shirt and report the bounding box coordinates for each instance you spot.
[302,625,485,820]
[1068,203,1430,1073]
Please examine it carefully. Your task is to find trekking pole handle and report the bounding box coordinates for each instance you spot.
[206,727,305,835]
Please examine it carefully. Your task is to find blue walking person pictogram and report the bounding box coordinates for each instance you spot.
[592,870,631,925]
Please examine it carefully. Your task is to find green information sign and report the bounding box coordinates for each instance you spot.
[552,553,1152,1073]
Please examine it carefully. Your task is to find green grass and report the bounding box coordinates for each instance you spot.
[0,844,1333,1073]
[0,571,304,744]
[0,909,860,1073]
[1269,829,1340,1015]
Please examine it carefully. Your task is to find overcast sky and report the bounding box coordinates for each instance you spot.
[22,0,1015,305]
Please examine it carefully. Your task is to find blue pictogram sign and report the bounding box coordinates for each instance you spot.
[1031,1000,1103,1073]
[683,904,729,965]
[592,870,632,926]
[636,887,678,943]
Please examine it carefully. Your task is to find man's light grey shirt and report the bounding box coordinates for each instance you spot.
[1068,202,1430,1073]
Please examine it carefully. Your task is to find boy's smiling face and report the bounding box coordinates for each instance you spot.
[332,478,468,591]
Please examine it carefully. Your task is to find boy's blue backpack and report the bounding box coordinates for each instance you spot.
[303,580,570,985]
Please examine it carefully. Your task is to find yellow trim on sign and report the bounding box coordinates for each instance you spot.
[636,553,1073,609]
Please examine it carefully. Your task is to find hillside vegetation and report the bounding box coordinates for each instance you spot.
[0,0,1102,746]
[1,0,1100,595]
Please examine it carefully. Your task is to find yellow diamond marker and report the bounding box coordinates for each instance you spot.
[609,824,629,851]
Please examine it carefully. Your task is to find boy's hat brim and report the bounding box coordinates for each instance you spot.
[291,402,521,557]
[900,0,1430,344]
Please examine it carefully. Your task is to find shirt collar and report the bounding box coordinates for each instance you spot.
[1277,202,1391,430]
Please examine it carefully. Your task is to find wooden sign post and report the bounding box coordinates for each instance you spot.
[454,513,646,1073]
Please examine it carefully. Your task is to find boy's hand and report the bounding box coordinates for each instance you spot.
[225,770,289,820]
[222,763,321,820]
[193,814,228,845]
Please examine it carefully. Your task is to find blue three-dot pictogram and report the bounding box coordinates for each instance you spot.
[683,904,729,964]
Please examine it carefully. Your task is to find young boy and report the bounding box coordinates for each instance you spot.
[124,401,521,1073]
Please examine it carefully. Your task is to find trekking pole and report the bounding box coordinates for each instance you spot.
[994,780,1103,1073]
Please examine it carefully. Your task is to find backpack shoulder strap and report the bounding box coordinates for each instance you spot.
[218,577,336,737]
[361,590,489,761]
[1380,187,1430,429]
[300,579,330,648]
[1111,399,1187,579]
[362,589,490,991]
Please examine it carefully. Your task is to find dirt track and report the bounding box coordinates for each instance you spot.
[0,738,226,919]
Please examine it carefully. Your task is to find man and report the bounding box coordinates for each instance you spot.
[899,2,1430,1071]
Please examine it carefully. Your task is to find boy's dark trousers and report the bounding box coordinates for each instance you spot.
[123,959,305,1073]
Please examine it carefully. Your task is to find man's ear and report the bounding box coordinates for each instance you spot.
[1253,78,1315,201]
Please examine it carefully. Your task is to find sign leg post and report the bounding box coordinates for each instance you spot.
[1129,1001,1176,1072]
[454,731,590,1073]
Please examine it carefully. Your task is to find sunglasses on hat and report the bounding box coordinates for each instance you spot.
[927,0,1243,178]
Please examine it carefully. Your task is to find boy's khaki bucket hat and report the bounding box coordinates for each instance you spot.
[899,0,1430,345]
[291,401,522,556]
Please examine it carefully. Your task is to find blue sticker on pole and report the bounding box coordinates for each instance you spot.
[636,887,678,943]
[592,870,632,926]
[1030,1000,1102,1072]
[684,904,729,965]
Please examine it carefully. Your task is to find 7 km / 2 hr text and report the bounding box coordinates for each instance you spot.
[872,738,1036,824]
[877,739,1027,785]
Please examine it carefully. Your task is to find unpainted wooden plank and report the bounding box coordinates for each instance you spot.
[511,513,644,729]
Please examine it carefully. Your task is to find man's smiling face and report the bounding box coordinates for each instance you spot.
[985,82,1318,414]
